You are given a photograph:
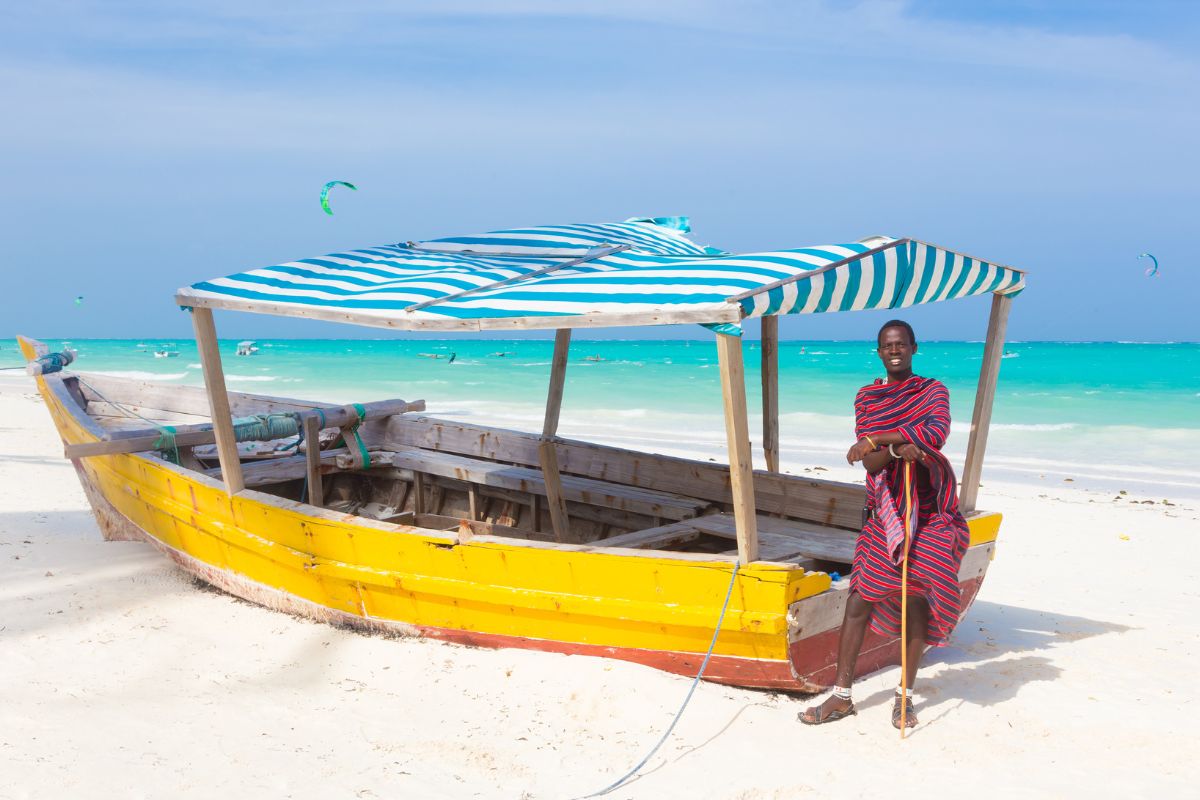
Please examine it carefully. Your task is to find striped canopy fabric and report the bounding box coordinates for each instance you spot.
[176,218,1025,332]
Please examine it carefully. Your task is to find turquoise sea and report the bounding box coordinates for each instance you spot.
[5,339,1198,498]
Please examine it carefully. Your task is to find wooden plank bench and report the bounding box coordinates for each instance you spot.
[595,512,854,566]
[385,416,868,530]
[590,519,704,551]
[386,446,712,522]
[695,513,856,562]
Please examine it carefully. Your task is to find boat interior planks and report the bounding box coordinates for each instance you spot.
[383,417,867,530]
[63,373,864,568]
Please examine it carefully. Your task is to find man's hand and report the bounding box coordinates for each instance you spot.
[893,442,927,464]
[846,437,875,464]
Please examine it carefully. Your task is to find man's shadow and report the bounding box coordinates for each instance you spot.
[852,600,1133,724]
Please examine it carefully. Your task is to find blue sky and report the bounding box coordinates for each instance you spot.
[2,1,1197,341]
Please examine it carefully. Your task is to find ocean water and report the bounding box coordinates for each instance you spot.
[6,338,1198,498]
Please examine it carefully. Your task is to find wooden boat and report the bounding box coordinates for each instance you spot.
[19,219,1024,692]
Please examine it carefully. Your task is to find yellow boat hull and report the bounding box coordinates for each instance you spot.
[25,342,1000,692]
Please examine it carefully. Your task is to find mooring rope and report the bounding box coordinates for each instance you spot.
[577,560,741,799]
[77,377,183,464]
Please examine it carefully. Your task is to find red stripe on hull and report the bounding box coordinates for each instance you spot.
[788,575,987,689]
[412,625,801,691]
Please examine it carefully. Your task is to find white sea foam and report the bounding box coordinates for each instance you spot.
[224,375,278,382]
[990,422,1079,432]
[89,370,189,381]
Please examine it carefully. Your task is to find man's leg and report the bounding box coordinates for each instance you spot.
[893,595,930,728]
[799,591,873,723]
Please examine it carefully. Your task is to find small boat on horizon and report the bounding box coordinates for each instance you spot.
[235,341,260,356]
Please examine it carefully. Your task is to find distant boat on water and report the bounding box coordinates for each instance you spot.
[154,349,180,358]
[1002,351,1019,359]
[235,341,260,356]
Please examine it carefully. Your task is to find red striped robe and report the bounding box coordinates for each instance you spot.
[849,375,969,646]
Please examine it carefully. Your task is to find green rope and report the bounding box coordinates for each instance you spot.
[231,413,301,443]
[78,377,183,464]
[153,425,181,465]
[348,402,371,467]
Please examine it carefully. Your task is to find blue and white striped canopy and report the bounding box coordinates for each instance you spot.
[176,218,1025,332]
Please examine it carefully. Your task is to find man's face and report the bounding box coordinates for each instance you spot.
[877,327,915,373]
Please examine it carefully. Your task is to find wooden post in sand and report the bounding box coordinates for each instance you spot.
[960,293,1013,513]
[716,332,759,563]
[190,307,244,495]
[539,328,572,542]
[760,316,780,473]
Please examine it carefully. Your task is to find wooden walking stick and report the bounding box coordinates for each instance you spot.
[900,459,914,739]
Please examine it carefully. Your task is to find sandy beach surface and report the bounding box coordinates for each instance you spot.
[2,373,1197,799]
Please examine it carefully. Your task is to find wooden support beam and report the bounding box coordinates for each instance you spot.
[760,315,780,473]
[412,471,426,515]
[303,415,324,506]
[959,293,1013,513]
[543,328,571,438]
[540,328,573,542]
[468,484,481,521]
[64,398,424,459]
[716,332,759,563]
[190,307,244,495]
[405,245,628,312]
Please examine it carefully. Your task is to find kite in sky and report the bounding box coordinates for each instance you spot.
[320,181,357,215]
[74,296,84,306]
[1139,253,1159,278]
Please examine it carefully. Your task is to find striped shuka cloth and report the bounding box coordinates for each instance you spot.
[849,375,970,646]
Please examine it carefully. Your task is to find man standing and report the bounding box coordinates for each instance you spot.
[799,320,970,729]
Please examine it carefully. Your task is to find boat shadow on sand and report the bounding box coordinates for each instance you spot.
[849,599,1134,727]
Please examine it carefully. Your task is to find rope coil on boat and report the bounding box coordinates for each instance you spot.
[231,413,302,443]
[76,377,309,463]
[25,350,76,376]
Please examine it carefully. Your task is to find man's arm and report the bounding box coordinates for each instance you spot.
[849,432,929,474]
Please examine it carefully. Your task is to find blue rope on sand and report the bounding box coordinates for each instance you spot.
[578,560,741,799]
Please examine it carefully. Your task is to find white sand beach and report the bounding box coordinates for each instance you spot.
[2,373,1197,799]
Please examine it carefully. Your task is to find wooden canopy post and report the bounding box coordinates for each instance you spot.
[760,316,780,472]
[190,307,244,495]
[716,332,759,563]
[302,415,324,507]
[959,293,1013,513]
[539,328,573,542]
